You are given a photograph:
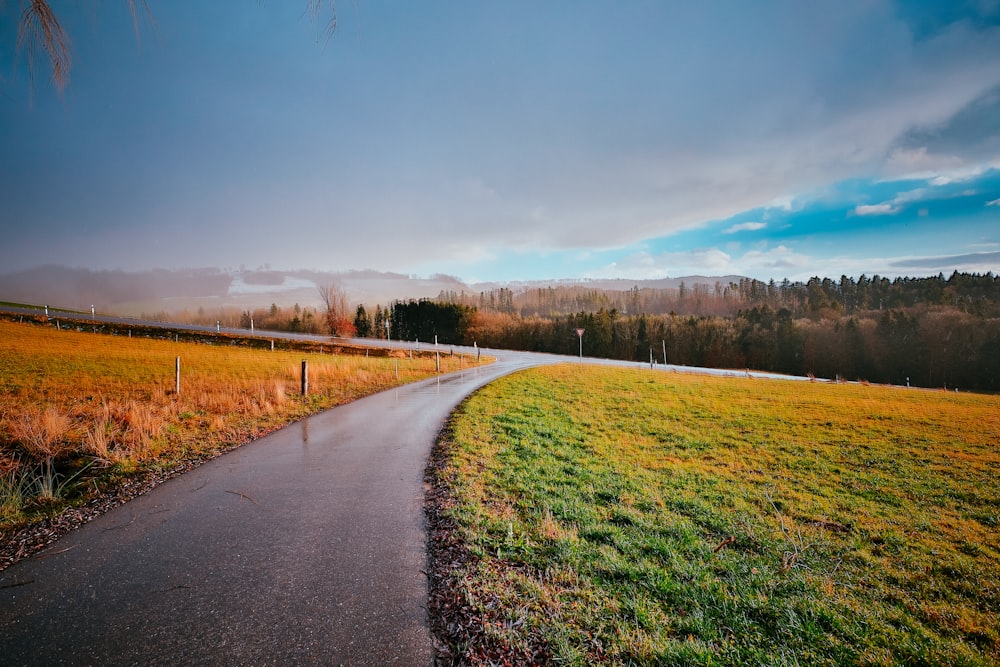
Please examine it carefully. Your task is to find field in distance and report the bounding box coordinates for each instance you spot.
[430,365,1000,666]
[0,319,479,550]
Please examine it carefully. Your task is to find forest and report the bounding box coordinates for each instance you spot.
[381,272,1000,391]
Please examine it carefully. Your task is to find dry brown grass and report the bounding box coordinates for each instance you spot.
[7,407,74,463]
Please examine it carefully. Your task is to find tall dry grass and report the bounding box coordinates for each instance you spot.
[7,407,74,463]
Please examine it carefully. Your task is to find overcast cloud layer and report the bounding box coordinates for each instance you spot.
[1,1,999,283]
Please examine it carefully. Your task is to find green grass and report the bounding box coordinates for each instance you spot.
[430,364,1000,666]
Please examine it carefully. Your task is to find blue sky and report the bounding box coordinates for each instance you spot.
[1,1,999,284]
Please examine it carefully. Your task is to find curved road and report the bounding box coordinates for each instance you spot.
[0,354,545,666]
[0,310,815,665]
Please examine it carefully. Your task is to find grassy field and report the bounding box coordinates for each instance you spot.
[0,319,478,535]
[429,364,1000,666]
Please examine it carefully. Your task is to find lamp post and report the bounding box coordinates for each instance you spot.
[576,328,585,361]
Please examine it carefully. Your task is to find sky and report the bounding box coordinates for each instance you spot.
[1,1,999,285]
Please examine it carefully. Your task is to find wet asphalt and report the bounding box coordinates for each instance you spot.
[0,355,542,666]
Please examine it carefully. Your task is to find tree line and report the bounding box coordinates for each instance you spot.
[462,305,1000,391]
[437,272,1000,320]
[387,273,1000,391]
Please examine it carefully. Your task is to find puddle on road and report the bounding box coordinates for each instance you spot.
[390,367,496,407]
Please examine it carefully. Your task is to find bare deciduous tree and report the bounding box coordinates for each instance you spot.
[318,283,354,337]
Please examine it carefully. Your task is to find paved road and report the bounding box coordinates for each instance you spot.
[0,310,817,665]
[0,354,546,666]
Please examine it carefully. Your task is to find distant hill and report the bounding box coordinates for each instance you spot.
[0,265,745,315]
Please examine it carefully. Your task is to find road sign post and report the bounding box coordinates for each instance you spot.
[576,328,585,361]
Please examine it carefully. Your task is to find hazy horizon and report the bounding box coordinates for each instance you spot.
[3,263,996,318]
[2,2,999,284]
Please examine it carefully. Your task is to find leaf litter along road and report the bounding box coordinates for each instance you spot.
[0,354,547,666]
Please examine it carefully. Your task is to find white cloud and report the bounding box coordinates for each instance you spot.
[768,195,795,211]
[849,182,995,224]
[914,160,1000,185]
[723,221,767,234]
[854,203,897,216]
[892,188,928,204]
[851,187,932,217]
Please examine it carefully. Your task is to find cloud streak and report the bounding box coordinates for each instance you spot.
[854,204,898,216]
[724,222,767,234]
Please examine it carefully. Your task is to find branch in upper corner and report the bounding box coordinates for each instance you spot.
[16,0,72,92]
